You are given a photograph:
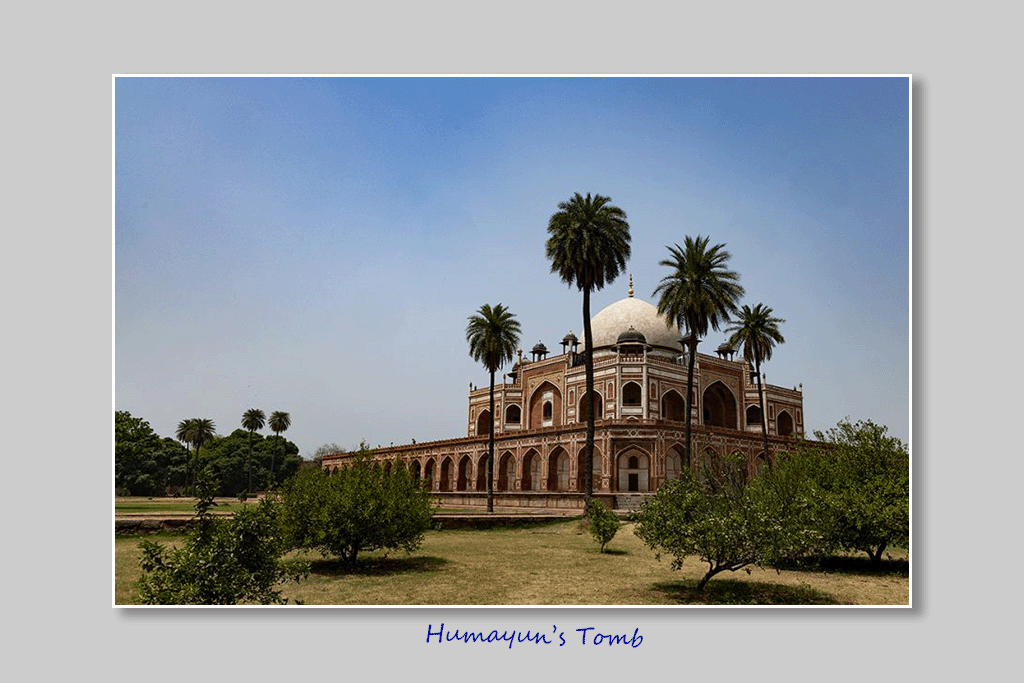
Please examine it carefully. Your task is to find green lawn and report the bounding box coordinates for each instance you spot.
[115,497,258,514]
[114,520,909,606]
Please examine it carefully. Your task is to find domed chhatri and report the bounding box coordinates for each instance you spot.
[591,296,681,350]
[616,326,647,345]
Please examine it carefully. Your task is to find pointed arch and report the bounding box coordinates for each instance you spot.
[504,404,521,425]
[547,446,570,492]
[746,404,763,429]
[497,451,515,491]
[439,456,454,492]
[424,458,435,490]
[621,381,642,407]
[665,445,684,484]
[476,409,492,437]
[578,391,603,421]
[457,454,472,491]
[576,446,602,492]
[702,380,738,429]
[777,409,794,437]
[617,447,650,492]
[476,452,488,491]
[528,381,562,429]
[661,389,686,422]
[521,449,541,491]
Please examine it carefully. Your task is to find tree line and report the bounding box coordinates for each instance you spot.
[115,410,301,497]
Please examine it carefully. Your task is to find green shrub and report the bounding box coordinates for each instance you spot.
[136,470,306,604]
[634,451,824,591]
[279,453,434,566]
[796,419,909,564]
[585,500,621,553]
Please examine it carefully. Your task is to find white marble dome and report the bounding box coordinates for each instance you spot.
[590,296,683,350]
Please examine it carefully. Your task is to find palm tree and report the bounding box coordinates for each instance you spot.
[546,192,631,502]
[267,410,291,488]
[241,408,266,493]
[654,236,744,469]
[176,417,216,495]
[466,303,522,513]
[726,303,785,466]
[175,418,196,495]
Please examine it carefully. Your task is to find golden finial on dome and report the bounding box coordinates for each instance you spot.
[628,273,634,297]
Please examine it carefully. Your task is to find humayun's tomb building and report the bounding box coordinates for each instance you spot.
[322,281,805,510]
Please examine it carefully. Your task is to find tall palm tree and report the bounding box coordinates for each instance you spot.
[726,303,785,465]
[241,408,266,493]
[654,236,744,469]
[466,303,522,513]
[267,410,291,488]
[175,418,196,495]
[546,192,631,502]
[176,417,216,495]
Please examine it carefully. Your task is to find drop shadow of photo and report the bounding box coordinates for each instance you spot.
[307,555,450,577]
[651,578,841,605]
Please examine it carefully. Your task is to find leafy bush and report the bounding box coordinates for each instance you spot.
[585,499,621,552]
[135,471,306,605]
[797,419,909,564]
[634,451,824,591]
[279,454,434,566]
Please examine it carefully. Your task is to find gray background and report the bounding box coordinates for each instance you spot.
[5,1,1010,679]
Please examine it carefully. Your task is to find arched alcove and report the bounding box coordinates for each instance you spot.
[528,381,562,429]
[547,447,569,491]
[777,410,794,436]
[476,409,492,436]
[661,389,686,422]
[702,381,738,429]
[746,404,763,429]
[578,391,603,421]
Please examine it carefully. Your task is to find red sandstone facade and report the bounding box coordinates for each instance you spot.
[322,289,805,509]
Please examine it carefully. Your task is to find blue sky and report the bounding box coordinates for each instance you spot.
[115,76,910,455]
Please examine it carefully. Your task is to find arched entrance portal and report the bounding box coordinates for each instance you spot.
[617,450,650,492]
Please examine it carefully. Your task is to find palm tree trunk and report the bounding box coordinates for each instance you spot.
[487,368,496,513]
[755,359,771,468]
[684,337,697,470]
[270,433,277,488]
[247,430,253,493]
[583,287,595,503]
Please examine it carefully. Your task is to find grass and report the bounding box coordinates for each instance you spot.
[115,497,259,515]
[114,520,909,606]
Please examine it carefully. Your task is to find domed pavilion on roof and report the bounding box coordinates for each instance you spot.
[322,280,806,510]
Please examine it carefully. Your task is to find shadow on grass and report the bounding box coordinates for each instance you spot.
[308,555,450,577]
[601,548,630,556]
[652,578,841,605]
[774,555,909,577]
